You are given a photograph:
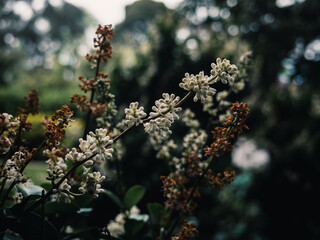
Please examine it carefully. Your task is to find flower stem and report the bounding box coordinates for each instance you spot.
[83,55,102,139]
[25,153,97,212]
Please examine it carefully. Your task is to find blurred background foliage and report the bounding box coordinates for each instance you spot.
[1,0,320,239]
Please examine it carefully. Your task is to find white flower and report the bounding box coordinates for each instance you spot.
[232,137,270,170]
[183,129,207,156]
[45,148,67,180]
[0,113,15,130]
[182,109,200,129]
[107,205,141,237]
[53,179,74,204]
[211,58,238,84]
[78,172,105,198]
[124,102,147,127]
[12,192,23,203]
[65,148,86,162]
[180,72,216,102]
[5,151,28,182]
[79,128,114,162]
[144,93,182,139]
[216,90,229,102]
[0,136,12,154]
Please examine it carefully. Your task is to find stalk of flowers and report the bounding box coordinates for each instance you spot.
[160,102,249,240]
[80,25,114,138]
[0,90,40,205]
[202,52,252,120]
[26,127,114,211]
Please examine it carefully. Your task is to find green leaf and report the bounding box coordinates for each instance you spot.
[123,185,146,210]
[125,219,145,238]
[147,202,165,225]
[17,185,45,197]
[103,189,122,208]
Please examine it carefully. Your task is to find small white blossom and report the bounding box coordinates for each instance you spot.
[78,172,105,198]
[180,72,216,102]
[144,93,182,139]
[79,128,114,163]
[0,136,12,154]
[12,192,23,203]
[45,148,67,180]
[65,148,86,162]
[5,151,27,182]
[156,139,177,160]
[216,90,229,102]
[183,129,208,156]
[53,179,74,204]
[182,109,200,129]
[211,58,238,84]
[107,206,141,237]
[0,113,16,130]
[219,100,232,108]
[124,102,147,127]
[231,79,245,93]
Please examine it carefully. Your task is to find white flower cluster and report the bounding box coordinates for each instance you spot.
[0,113,16,130]
[144,93,182,139]
[182,109,200,129]
[180,72,216,102]
[124,102,147,127]
[79,128,114,163]
[45,148,67,180]
[107,206,140,237]
[78,172,105,198]
[211,58,238,84]
[182,130,208,156]
[156,139,177,160]
[0,113,18,155]
[12,192,23,203]
[53,179,74,204]
[5,151,27,182]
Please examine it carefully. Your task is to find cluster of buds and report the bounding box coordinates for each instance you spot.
[161,175,200,216]
[144,93,182,139]
[79,128,114,163]
[45,148,67,181]
[86,24,114,64]
[204,170,236,189]
[0,113,16,154]
[78,171,105,198]
[5,150,30,183]
[17,89,39,115]
[173,219,199,240]
[205,102,249,157]
[53,179,74,204]
[124,102,147,127]
[180,72,216,103]
[44,106,73,149]
[107,206,141,237]
[210,58,238,84]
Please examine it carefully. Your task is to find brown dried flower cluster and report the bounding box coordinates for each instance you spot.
[205,102,249,157]
[44,106,73,149]
[70,72,108,117]
[161,174,200,216]
[204,170,236,189]
[174,219,199,240]
[70,94,89,112]
[86,24,114,63]
[17,89,39,115]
